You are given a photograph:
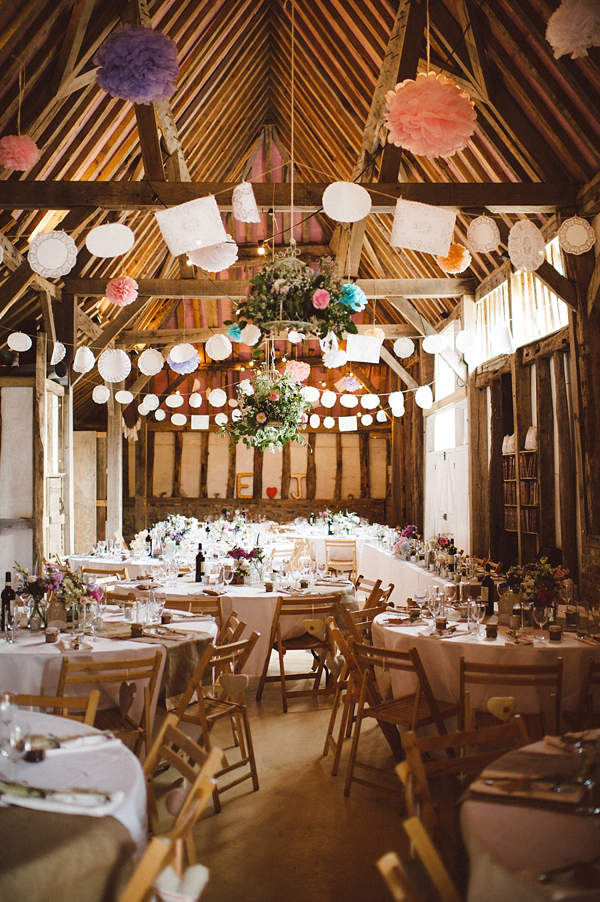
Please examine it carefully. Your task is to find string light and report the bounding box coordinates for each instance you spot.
[257,241,266,256]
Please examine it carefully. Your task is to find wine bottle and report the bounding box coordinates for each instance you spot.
[481,571,495,618]
[195,543,205,583]
[1,572,15,632]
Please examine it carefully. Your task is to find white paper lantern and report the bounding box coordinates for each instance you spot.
[50,342,66,365]
[144,393,159,410]
[338,415,358,432]
[393,337,415,359]
[492,323,515,355]
[86,223,135,258]
[7,331,32,352]
[345,333,382,364]
[391,199,456,256]
[320,390,336,408]
[231,408,242,422]
[422,334,448,354]
[360,414,373,426]
[28,230,77,277]
[115,389,134,404]
[191,414,209,429]
[376,409,387,423]
[205,334,232,361]
[232,181,260,223]
[239,379,254,396]
[208,388,227,407]
[228,398,239,408]
[388,391,404,409]
[455,329,477,355]
[214,412,228,426]
[138,348,164,376]
[415,385,434,410]
[322,181,372,222]
[73,346,95,374]
[189,392,203,408]
[340,394,359,408]
[187,238,238,272]
[391,406,405,417]
[360,393,380,410]
[309,413,321,429]
[170,343,196,364]
[240,324,261,346]
[287,330,304,344]
[154,196,227,257]
[92,385,110,404]
[165,393,184,408]
[171,413,187,426]
[138,403,149,416]
[98,349,131,383]
[155,409,166,421]
[323,416,335,429]
[301,385,320,403]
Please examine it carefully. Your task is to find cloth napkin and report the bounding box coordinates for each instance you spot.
[505,634,534,646]
[0,784,124,817]
[30,733,119,755]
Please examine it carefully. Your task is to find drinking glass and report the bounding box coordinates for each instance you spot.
[3,724,28,779]
[97,540,107,558]
[532,604,551,640]
[413,589,427,617]
[223,564,234,586]
[470,600,486,637]
[0,693,14,739]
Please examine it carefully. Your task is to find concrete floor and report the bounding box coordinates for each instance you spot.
[155,650,414,902]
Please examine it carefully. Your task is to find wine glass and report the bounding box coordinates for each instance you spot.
[223,564,234,586]
[0,693,14,741]
[532,604,551,641]
[3,724,28,779]
[413,589,427,619]
[470,599,486,637]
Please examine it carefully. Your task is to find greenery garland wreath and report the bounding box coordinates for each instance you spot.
[222,370,312,452]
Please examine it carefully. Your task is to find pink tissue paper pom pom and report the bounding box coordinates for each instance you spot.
[384,73,476,159]
[312,288,331,310]
[106,276,139,306]
[0,135,40,171]
[546,0,600,59]
[285,360,311,382]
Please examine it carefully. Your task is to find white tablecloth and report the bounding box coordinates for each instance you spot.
[461,736,600,902]
[357,543,455,606]
[68,555,160,579]
[372,618,600,716]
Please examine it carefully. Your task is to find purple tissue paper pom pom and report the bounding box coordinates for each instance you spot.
[94,25,179,105]
[167,351,200,375]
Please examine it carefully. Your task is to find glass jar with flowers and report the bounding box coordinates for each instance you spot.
[228,546,265,585]
[15,563,55,630]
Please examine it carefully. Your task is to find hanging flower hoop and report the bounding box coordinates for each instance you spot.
[222,371,311,453]
[225,252,358,342]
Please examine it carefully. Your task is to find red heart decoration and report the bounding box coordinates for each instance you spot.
[266,486,277,499]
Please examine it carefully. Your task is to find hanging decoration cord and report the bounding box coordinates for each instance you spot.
[289,0,295,248]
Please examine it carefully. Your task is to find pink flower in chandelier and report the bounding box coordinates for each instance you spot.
[312,288,331,310]
[256,412,267,424]
[268,391,280,402]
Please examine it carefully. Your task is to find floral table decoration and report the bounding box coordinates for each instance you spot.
[223,369,311,453]
[15,563,102,630]
[227,546,265,584]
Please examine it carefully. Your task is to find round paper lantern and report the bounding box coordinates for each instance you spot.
[231,409,242,422]
[0,134,40,171]
[360,414,373,426]
[205,334,232,361]
[240,324,261,347]
[138,348,164,376]
[376,410,387,423]
[208,388,227,407]
[232,181,260,223]
[94,25,178,104]
[115,389,134,404]
[391,406,405,417]
[50,342,66,365]
[171,413,187,427]
[28,231,77,278]
[86,223,135,258]
[309,414,321,429]
[170,343,196,363]
[73,346,95,374]
[360,393,380,410]
[323,416,335,429]
[393,337,415,359]
[155,409,166,421]
[285,360,311,382]
[165,393,184,408]
[92,385,110,404]
[322,182,372,222]
[287,330,305,344]
[340,394,358,408]
[187,238,238,272]
[106,276,138,307]
[301,385,320,403]
[467,215,500,253]
[228,398,239,408]
[214,412,228,426]
[7,331,32,352]
[320,390,336,408]
[388,391,404,409]
[167,352,199,374]
[384,72,476,159]
[422,334,448,354]
[144,393,159,410]
[456,329,477,355]
[138,403,149,416]
[238,379,254,396]
[189,392,203,408]
[98,349,131,383]
[436,243,472,274]
[415,386,434,410]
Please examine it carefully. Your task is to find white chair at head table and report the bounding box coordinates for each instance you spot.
[325,538,357,580]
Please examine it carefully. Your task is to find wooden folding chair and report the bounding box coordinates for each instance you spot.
[216,609,246,645]
[377,816,463,902]
[81,566,129,581]
[165,595,224,627]
[377,583,395,608]
[12,690,100,726]
[353,575,382,607]
[325,539,357,579]
[255,593,341,712]
[173,634,260,813]
[106,589,138,606]
[459,656,563,737]
[342,602,389,644]
[118,836,174,902]
[143,713,223,857]
[57,651,162,757]
[344,642,461,798]
[574,659,600,729]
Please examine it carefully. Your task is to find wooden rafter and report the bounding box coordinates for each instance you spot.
[48,0,97,96]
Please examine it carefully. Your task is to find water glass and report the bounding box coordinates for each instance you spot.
[470,599,486,637]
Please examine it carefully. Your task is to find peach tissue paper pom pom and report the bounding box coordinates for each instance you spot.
[384,73,476,159]
[0,135,40,171]
[285,360,311,382]
[546,0,600,59]
[106,276,139,306]
[436,243,472,274]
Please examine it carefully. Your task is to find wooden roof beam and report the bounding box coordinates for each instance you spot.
[578,169,600,217]
[453,0,493,101]
[119,323,416,345]
[379,346,419,390]
[384,295,467,384]
[48,0,97,97]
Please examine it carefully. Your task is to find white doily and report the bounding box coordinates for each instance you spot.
[232,181,260,223]
[558,216,595,255]
[28,231,78,277]
[507,220,545,273]
[467,215,500,253]
[390,199,456,256]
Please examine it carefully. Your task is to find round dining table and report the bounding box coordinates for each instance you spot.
[0,708,147,902]
[460,732,600,902]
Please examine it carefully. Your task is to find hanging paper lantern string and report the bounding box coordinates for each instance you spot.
[0,135,41,171]
[546,0,600,59]
[384,72,476,159]
[106,276,138,306]
[436,243,472,274]
[94,25,179,104]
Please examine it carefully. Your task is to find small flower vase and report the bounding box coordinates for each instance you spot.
[28,597,47,631]
[498,589,521,626]
[232,574,245,586]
